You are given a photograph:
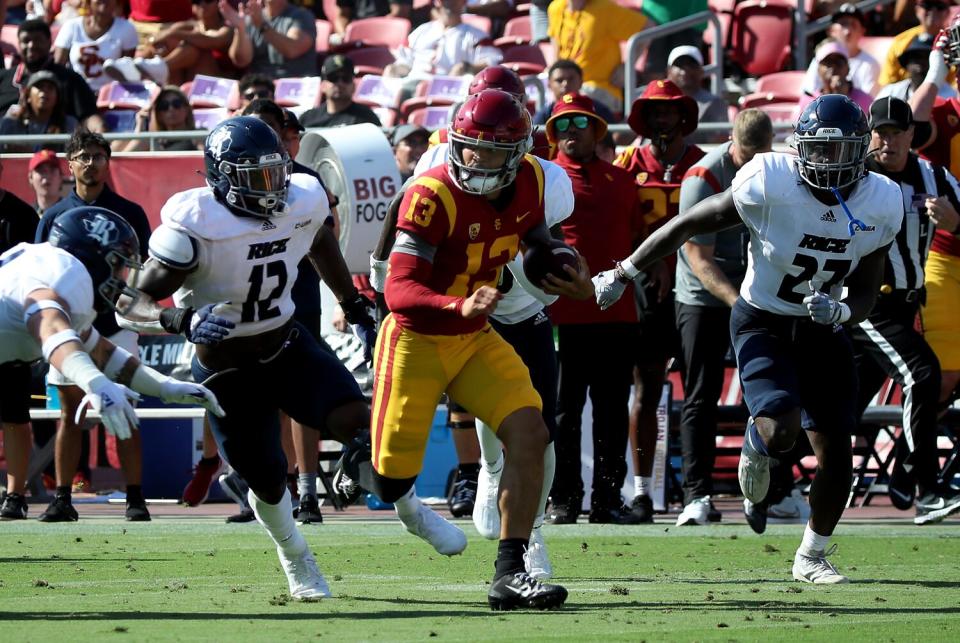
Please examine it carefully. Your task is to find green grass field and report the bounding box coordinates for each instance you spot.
[2,518,959,641]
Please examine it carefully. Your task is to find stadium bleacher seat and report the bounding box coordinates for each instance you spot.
[461,13,493,36]
[102,109,138,133]
[343,16,411,49]
[704,0,735,50]
[857,36,894,66]
[500,44,547,76]
[353,74,403,109]
[399,75,471,119]
[275,77,322,109]
[754,70,805,99]
[407,105,453,129]
[729,0,793,77]
[193,107,231,131]
[315,19,332,53]
[738,92,798,129]
[344,46,396,76]
[96,81,156,110]
[185,74,237,109]
[372,106,398,127]
[494,15,531,48]
[538,40,557,67]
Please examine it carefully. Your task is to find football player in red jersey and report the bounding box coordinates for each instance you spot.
[909,22,960,408]
[427,65,528,147]
[614,79,706,521]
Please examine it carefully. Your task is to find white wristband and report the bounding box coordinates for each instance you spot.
[102,345,134,380]
[41,329,81,362]
[130,363,170,398]
[619,257,641,279]
[59,351,106,394]
[370,255,388,293]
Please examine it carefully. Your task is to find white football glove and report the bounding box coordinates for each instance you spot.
[76,378,141,441]
[370,255,388,294]
[592,269,628,311]
[159,379,226,417]
[803,282,851,325]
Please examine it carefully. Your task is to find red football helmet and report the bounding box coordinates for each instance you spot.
[467,66,526,100]
[449,89,531,195]
[943,16,960,68]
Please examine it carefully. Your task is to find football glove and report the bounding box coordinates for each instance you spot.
[188,303,235,345]
[803,282,851,326]
[159,379,226,417]
[77,378,141,440]
[592,269,628,311]
[341,292,377,365]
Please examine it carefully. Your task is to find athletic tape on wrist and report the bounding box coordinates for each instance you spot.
[130,363,170,398]
[23,299,69,325]
[619,257,641,279]
[41,329,81,362]
[59,351,105,394]
[102,345,134,381]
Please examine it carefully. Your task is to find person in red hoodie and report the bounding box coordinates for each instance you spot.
[546,92,647,525]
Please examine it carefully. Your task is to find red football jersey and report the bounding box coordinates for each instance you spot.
[614,143,706,233]
[920,97,960,257]
[388,156,547,335]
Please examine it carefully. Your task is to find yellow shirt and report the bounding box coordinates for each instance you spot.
[548,0,648,103]
[876,26,957,86]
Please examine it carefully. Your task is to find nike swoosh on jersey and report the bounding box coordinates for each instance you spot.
[517,211,530,222]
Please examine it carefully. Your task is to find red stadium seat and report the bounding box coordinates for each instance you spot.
[315,19,332,53]
[857,36,894,66]
[343,17,411,49]
[406,105,453,129]
[353,74,403,109]
[738,92,797,124]
[729,0,794,77]
[344,46,396,76]
[500,44,547,76]
[754,70,806,99]
[494,15,531,48]
[399,75,471,118]
[538,41,557,67]
[461,14,493,36]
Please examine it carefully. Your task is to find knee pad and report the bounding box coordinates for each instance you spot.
[371,470,417,503]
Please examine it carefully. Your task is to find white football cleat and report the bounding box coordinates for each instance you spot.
[473,456,503,539]
[524,524,553,580]
[738,422,771,504]
[400,503,467,556]
[676,496,712,526]
[792,545,849,584]
[278,546,331,600]
[769,489,810,522]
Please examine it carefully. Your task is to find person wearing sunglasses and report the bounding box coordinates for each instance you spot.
[880,0,955,86]
[237,73,276,112]
[300,55,381,128]
[119,86,203,152]
[543,92,647,526]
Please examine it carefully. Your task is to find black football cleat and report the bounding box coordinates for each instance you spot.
[294,493,324,524]
[38,494,79,523]
[629,495,654,523]
[226,508,256,523]
[743,498,768,534]
[488,572,568,611]
[448,470,478,518]
[0,493,28,520]
[332,435,370,508]
[125,498,151,522]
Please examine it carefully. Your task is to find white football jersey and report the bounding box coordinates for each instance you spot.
[414,145,575,324]
[155,173,328,338]
[732,152,903,317]
[0,243,96,364]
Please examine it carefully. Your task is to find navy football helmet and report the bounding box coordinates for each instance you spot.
[794,94,870,191]
[204,116,291,218]
[47,206,142,313]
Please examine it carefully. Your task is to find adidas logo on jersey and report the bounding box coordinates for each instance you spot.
[820,210,837,223]
[261,220,277,231]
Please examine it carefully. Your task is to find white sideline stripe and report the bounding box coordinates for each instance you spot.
[859,319,916,452]
[29,408,207,421]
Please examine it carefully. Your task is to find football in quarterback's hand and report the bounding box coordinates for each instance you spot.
[522,239,579,284]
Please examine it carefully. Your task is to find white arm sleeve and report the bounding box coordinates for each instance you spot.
[148,225,199,270]
[540,158,575,227]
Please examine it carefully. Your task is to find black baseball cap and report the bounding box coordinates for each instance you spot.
[898,33,934,67]
[321,54,354,80]
[283,108,304,132]
[869,97,913,131]
[832,2,865,25]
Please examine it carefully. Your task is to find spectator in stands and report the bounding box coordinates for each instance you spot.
[0,157,41,252]
[546,92,645,525]
[796,40,873,118]
[0,71,79,152]
[52,0,139,92]
[665,45,727,144]
[390,123,429,181]
[877,33,957,100]
[27,148,67,215]
[672,109,773,527]
[802,3,880,97]
[35,129,153,524]
[637,1,711,79]
[237,72,276,112]
[127,0,193,48]
[547,0,650,114]
[533,59,615,125]
[300,55,381,127]
[384,0,502,86]
[330,0,412,42]
[137,0,240,85]
[229,0,318,78]
[880,0,953,86]
[0,19,105,132]
[117,85,203,152]
[528,0,550,42]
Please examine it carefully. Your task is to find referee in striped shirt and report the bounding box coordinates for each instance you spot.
[852,96,960,524]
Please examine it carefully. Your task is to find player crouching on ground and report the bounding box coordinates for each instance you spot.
[0,207,224,486]
[593,94,904,584]
[116,117,377,601]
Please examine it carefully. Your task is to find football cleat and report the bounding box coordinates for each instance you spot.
[331,435,370,508]
[473,456,502,539]
[546,503,578,525]
[676,496,711,526]
[38,494,79,523]
[278,545,331,601]
[743,498,768,534]
[792,545,848,584]
[448,469,478,518]
[768,489,810,522]
[182,455,223,507]
[523,525,553,580]
[125,498,151,522]
[707,498,722,523]
[226,508,256,523]
[0,493,28,520]
[629,494,654,523]
[294,493,324,524]
[738,423,771,504]
[399,503,467,556]
[913,490,960,525]
[488,572,568,611]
